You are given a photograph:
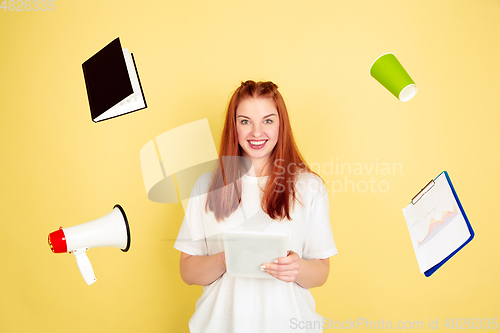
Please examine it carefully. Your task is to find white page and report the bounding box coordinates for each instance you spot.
[402,173,471,273]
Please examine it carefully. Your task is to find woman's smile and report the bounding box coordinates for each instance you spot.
[247,139,268,149]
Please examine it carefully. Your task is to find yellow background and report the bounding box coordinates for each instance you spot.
[1,0,499,332]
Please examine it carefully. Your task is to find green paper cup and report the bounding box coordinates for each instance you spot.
[370,53,417,102]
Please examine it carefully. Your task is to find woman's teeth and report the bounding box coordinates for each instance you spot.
[249,140,266,145]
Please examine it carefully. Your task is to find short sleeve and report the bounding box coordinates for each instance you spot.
[173,174,210,256]
[174,211,208,256]
[302,181,338,260]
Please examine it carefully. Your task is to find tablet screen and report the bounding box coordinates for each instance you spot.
[223,230,288,279]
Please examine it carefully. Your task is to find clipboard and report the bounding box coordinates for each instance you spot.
[403,171,474,277]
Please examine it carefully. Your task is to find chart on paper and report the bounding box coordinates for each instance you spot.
[417,205,459,246]
[403,174,471,273]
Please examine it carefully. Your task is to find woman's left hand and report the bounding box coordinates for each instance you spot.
[261,251,300,283]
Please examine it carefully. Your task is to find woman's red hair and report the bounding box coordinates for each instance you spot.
[205,80,318,222]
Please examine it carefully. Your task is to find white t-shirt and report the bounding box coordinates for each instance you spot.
[174,171,338,333]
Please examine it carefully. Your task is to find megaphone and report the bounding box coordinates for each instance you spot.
[48,204,131,285]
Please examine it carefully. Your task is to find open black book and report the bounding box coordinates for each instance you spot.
[82,37,147,122]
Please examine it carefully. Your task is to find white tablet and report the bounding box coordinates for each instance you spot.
[223,230,288,279]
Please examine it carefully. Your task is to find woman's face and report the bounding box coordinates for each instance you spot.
[236,97,280,169]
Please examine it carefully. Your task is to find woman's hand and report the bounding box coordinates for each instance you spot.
[261,250,300,283]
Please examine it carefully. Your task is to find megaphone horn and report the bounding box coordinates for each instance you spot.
[48,204,131,285]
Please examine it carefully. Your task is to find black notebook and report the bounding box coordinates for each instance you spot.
[82,37,147,122]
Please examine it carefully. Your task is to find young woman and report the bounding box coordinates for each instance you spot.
[174,81,337,332]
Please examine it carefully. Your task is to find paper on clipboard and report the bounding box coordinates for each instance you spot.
[402,172,472,274]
